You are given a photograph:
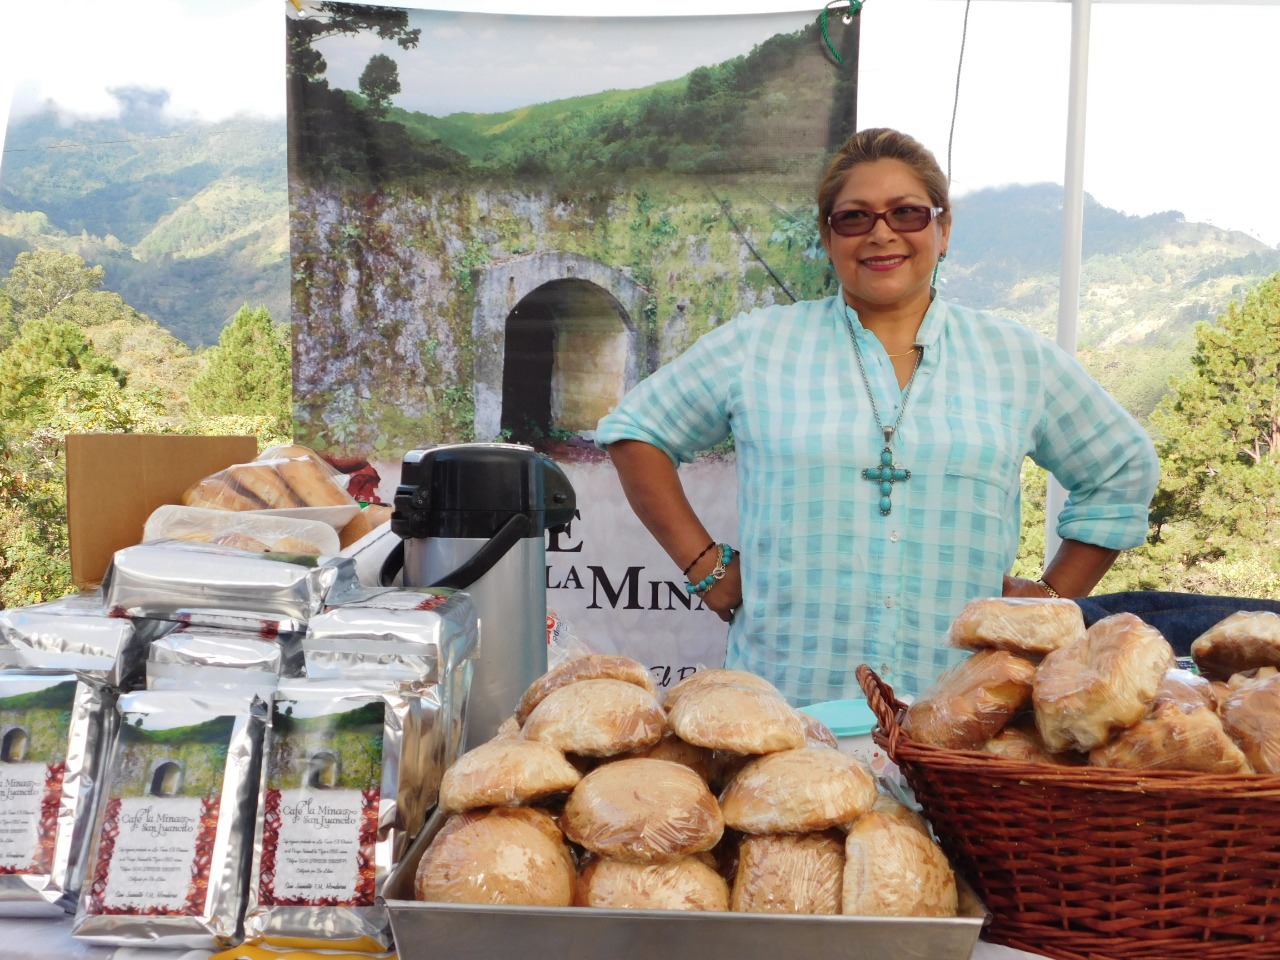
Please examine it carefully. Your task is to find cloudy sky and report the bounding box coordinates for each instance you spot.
[2,0,1279,244]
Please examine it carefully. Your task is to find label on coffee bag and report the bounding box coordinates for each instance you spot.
[83,714,232,915]
[258,699,381,906]
[0,677,75,876]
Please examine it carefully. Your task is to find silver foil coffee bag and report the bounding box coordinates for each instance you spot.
[0,599,147,689]
[147,625,284,700]
[242,679,429,950]
[103,540,356,635]
[302,588,478,813]
[302,587,477,683]
[0,671,113,917]
[71,689,267,948]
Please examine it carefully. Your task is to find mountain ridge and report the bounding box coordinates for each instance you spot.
[3,66,1277,365]
[1,92,288,346]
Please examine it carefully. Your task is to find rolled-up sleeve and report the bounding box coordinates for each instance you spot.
[1031,343,1160,549]
[595,320,743,465]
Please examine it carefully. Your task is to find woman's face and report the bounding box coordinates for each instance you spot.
[822,158,949,319]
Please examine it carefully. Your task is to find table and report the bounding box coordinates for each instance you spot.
[2,916,210,959]
[2,916,1054,960]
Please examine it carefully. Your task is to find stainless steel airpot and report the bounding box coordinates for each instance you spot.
[385,443,576,748]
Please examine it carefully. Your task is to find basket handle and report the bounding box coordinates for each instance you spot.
[856,664,907,756]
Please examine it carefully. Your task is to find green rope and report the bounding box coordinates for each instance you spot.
[821,1,863,64]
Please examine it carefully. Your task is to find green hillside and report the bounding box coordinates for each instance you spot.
[391,81,685,161]
[2,23,1277,361]
[0,90,287,346]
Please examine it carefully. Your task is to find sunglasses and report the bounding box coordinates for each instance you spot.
[827,205,944,238]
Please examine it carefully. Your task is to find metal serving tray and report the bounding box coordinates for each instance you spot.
[382,810,987,960]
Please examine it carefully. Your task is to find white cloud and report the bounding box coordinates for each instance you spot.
[3,0,284,122]
[4,0,1279,245]
[858,0,1280,246]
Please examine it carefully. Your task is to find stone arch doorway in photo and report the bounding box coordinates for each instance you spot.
[148,759,183,797]
[473,253,648,444]
[1,726,29,763]
[307,750,340,789]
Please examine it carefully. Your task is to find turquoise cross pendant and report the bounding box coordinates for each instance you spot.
[862,444,910,516]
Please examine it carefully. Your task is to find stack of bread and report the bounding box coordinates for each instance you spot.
[150,443,392,554]
[414,656,960,917]
[902,599,1280,774]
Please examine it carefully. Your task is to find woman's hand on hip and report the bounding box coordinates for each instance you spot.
[1002,574,1056,599]
[702,562,743,623]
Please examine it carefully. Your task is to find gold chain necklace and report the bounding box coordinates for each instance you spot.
[884,345,921,358]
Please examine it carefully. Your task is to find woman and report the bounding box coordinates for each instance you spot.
[595,128,1159,705]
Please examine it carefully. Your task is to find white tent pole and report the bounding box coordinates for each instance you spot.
[1044,0,1092,564]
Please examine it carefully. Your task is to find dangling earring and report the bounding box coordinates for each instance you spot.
[938,252,948,262]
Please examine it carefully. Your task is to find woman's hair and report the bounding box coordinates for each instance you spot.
[816,128,951,241]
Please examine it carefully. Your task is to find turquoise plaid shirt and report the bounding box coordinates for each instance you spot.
[596,296,1159,704]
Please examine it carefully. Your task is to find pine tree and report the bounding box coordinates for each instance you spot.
[359,53,401,119]
[49,289,200,414]
[1147,271,1280,581]
[3,250,105,327]
[0,317,125,430]
[188,305,292,437]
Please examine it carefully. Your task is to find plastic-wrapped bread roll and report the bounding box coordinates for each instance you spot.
[492,715,523,740]
[438,738,582,813]
[1158,667,1217,708]
[662,668,780,713]
[1190,611,1280,681]
[182,475,262,511]
[1089,669,1252,773]
[516,653,658,724]
[1227,665,1279,692]
[258,443,335,470]
[980,720,1083,766]
[901,649,1037,749]
[214,532,272,553]
[1034,613,1175,753]
[799,711,840,749]
[562,758,723,863]
[1209,679,1234,707]
[949,596,1086,655]
[225,462,303,508]
[632,731,721,784]
[1218,673,1280,774]
[731,831,845,914]
[667,682,806,755]
[414,807,575,906]
[275,455,354,507]
[521,678,665,757]
[719,747,877,834]
[843,811,958,917]
[576,856,729,911]
[864,793,933,837]
[144,504,339,556]
[338,503,393,549]
[270,535,325,555]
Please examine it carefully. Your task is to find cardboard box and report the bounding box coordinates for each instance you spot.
[66,433,258,590]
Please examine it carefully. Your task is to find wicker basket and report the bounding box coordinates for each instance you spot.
[856,663,1280,960]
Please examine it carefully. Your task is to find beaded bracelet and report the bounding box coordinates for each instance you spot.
[686,544,735,596]
[681,540,718,578]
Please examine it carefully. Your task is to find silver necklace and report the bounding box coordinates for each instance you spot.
[842,304,923,516]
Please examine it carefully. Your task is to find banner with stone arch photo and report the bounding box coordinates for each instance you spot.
[286,1,858,685]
